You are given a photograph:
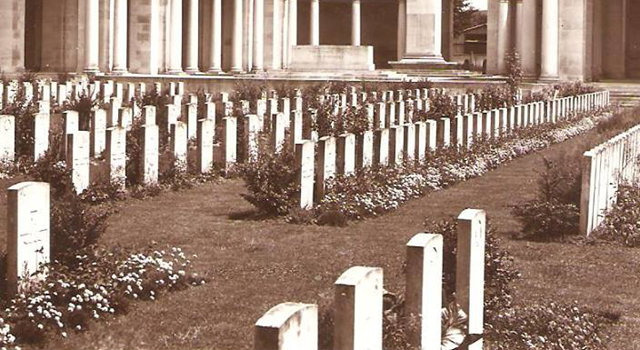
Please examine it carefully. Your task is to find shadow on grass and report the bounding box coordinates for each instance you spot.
[228,208,276,221]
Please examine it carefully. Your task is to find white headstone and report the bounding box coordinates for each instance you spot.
[106,127,127,188]
[296,141,315,209]
[7,182,50,295]
[0,115,15,164]
[403,123,416,163]
[337,133,356,175]
[90,109,107,158]
[171,121,188,172]
[255,303,318,350]
[197,119,215,173]
[356,130,374,169]
[33,113,49,161]
[140,125,159,185]
[243,114,260,163]
[456,209,486,350]
[271,113,287,152]
[316,136,337,201]
[406,233,443,350]
[66,131,91,194]
[222,117,237,172]
[374,129,389,167]
[334,266,383,350]
[389,126,404,165]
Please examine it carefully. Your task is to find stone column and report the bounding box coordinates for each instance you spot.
[85,0,100,72]
[397,0,406,60]
[310,0,320,46]
[397,0,445,64]
[168,0,183,73]
[519,0,538,78]
[288,0,297,64]
[186,0,200,73]
[496,0,511,74]
[208,0,223,72]
[351,0,361,46]
[540,0,559,80]
[112,0,128,73]
[253,0,264,71]
[231,0,244,72]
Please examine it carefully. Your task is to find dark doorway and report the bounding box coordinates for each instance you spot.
[24,0,43,71]
[626,0,640,77]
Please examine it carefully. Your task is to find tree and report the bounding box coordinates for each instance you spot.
[453,0,482,37]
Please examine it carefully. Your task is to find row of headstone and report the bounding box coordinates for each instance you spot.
[290,91,610,209]
[254,209,487,350]
[580,117,640,237]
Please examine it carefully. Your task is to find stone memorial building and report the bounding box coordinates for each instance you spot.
[0,0,456,75]
[487,0,640,81]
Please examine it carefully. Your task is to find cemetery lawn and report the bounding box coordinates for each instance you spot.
[1,131,637,349]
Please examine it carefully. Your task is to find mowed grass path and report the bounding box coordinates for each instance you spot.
[7,131,639,349]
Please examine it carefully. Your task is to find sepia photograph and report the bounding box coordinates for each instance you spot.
[0,0,635,349]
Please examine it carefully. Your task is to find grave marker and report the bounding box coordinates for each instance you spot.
[296,141,315,209]
[140,125,159,185]
[106,127,127,188]
[66,131,91,194]
[197,119,215,173]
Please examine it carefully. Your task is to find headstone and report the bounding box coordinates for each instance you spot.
[387,102,396,126]
[415,122,426,162]
[334,266,383,350]
[90,109,107,157]
[271,113,287,152]
[456,209,486,350]
[33,113,49,161]
[406,233,443,350]
[118,108,133,131]
[389,126,404,165]
[316,136,337,201]
[186,103,198,139]
[356,130,374,169]
[374,129,389,167]
[243,114,260,163]
[7,182,50,295]
[337,133,356,175]
[374,103,386,129]
[291,110,304,146]
[66,131,91,194]
[0,115,15,164]
[492,110,501,137]
[425,120,437,152]
[170,122,188,172]
[454,115,464,147]
[166,104,179,128]
[254,303,318,350]
[197,119,215,173]
[140,125,159,185]
[296,141,315,209]
[464,113,474,147]
[108,98,122,127]
[106,127,127,188]
[403,123,415,163]
[437,118,450,148]
[222,117,237,172]
[144,105,157,125]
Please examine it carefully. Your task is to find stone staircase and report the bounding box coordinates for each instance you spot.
[593,81,640,108]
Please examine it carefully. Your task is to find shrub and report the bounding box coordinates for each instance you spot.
[592,185,640,246]
[512,153,583,239]
[487,301,608,350]
[239,138,299,216]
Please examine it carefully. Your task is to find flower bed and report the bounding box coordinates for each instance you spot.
[312,109,607,222]
[0,246,205,348]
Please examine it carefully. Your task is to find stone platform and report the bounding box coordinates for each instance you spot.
[288,45,375,72]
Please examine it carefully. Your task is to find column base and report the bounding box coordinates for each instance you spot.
[84,67,100,74]
[538,75,560,83]
[111,68,129,75]
[230,68,245,74]
[166,69,185,75]
[206,68,224,75]
[389,55,457,70]
[185,67,201,74]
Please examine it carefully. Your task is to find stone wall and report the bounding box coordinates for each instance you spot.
[0,0,25,73]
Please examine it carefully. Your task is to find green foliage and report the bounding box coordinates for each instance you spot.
[239,138,299,215]
[416,90,458,121]
[505,50,523,93]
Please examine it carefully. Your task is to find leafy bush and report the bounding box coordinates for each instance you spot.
[239,137,299,215]
[592,185,640,246]
[512,154,583,239]
[487,301,609,350]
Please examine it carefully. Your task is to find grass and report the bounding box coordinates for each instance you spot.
[0,128,638,349]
